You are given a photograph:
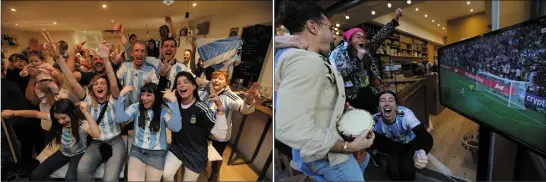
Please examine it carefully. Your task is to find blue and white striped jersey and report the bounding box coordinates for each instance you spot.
[373,106,420,144]
[115,95,182,150]
[116,62,160,107]
[82,94,121,141]
[60,121,89,156]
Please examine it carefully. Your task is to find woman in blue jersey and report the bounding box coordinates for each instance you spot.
[1,99,101,181]
[162,71,229,181]
[115,82,182,181]
[47,33,127,181]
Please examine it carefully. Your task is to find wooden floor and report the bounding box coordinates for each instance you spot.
[427,108,479,181]
[195,146,258,181]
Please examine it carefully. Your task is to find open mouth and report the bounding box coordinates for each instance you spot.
[384,108,392,113]
[358,43,365,48]
[165,51,172,56]
[179,88,188,93]
[97,89,105,94]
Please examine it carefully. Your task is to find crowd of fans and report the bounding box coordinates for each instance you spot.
[440,23,545,87]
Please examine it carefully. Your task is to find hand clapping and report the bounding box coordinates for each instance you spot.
[120,85,135,97]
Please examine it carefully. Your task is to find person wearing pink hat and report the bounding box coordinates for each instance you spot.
[329,8,403,115]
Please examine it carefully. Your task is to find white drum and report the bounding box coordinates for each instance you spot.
[336,109,374,142]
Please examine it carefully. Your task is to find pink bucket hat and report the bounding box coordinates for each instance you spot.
[342,28,365,42]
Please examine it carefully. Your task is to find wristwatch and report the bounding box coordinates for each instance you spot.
[343,141,348,153]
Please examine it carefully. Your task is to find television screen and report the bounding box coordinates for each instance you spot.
[438,16,546,156]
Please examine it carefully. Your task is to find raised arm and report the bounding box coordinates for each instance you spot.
[42,32,87,100]
[115,86,137,123]
[165,16,177,40]
[78,102,102,139]
[25,77,39,105]
[96,36,120,98]
[366,8,402,54]
[114,24,131,61]
[2,110,49,120]
[161,90,182,132]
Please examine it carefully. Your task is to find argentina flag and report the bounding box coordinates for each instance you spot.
[195,36,243,68]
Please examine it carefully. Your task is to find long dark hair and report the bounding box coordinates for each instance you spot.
[49,99,85,146]
[172,71,199,104]
[138,83,162,132]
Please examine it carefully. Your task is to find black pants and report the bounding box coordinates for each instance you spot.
[347,85,379,114]
[210,140,229,178]
[10,117,45,171]
[31,151,84,181]
[372,134,418,181]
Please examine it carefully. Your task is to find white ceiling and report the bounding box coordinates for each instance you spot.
[2,1,272,32]
[329,0,486,37]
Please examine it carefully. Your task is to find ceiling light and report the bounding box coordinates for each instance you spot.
[407,0,411,4]
[111,20,114,22]
[371,11,376,15]
[432,20,435,22]
[437,24,440,27]
[335,32,339,35]
[345,15,350,19]
[336,23,340,27]
[415,8,419,11]
[72,28,75,30]
[102,4,107,8]
[15,24,19,26]
[11,8,16,12]
[193,3,197,7]
[334,27,339,31]
[467,1,471,5]
[42,29,45,30]
[425,14,428,18]
[388,3,392,8]
[84,31,87,33]
[442,27,445,30]
[53,22,57,25]
[470,9,474,12]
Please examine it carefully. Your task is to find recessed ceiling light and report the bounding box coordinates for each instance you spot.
[335,32,339,35]
[387,3,392,8]
[192,3,197,7]
[111,20,114,22]
[84,31,87,33]
[53,22,57,25]
[73,28,75,30]
[15,24,19,26]
[102,4,107,9]
[470,9,474,12]
[432,20,435,22]
[345,15,350,19]
[437,24,440,27]
[425,14,428,18]
[336,23,340,27]
[11,8,16,12]
[371,10,376,15]
[42,29,45,30]
[467,1,471,5]
[415,8,419,11]
[157,25,159,28]
[334,27,339,31]
[442,27,445,30]
[407,0,411,4]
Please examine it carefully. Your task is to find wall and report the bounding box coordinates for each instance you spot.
[427,43,435,64]
[499,1,531,28]
[373,13,445,45]
[1,28,74,57]
[446,12,489,45]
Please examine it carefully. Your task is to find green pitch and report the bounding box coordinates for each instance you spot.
[440,67,546,152]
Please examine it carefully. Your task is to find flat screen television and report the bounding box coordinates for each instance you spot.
[438,16,546,157]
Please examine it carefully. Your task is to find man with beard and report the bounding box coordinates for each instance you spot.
[371,90,433,180]
[116,40,159,107]
[274,1,374,181]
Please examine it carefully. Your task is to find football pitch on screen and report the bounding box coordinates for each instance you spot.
[440,67,546,152]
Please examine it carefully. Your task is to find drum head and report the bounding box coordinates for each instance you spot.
[337,109,374,138]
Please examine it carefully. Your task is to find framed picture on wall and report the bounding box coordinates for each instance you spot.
[229,27,239,37]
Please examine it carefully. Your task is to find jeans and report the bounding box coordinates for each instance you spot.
[304,153,370,181]
[31,151,84,181]
[77,136,127,181]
